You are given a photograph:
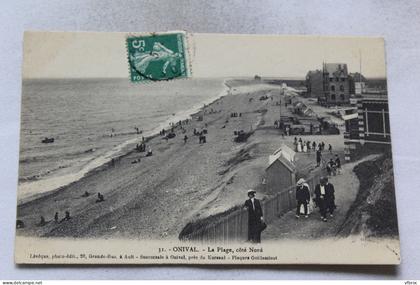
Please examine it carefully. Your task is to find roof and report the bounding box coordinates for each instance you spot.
[299,119,321,126]
[267,153,296,172]
[303,108,316,116]
[306,69,322,76]
[324,63,348,77]
[269,144,296,165]
[342,113,358,121]
[361,93,388,100]
[349,72,366,82]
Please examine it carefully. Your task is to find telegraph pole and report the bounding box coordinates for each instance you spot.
[279,88,283,129]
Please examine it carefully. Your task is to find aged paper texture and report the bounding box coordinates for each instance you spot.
[16,32,400,264]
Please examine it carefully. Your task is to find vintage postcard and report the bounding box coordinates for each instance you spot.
[15,32,400,264]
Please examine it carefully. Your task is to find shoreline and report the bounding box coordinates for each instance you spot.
[17,79,290,239]
[17,79,232,204]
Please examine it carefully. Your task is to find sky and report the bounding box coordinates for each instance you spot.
[23,32,387,79]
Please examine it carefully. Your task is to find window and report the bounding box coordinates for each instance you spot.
[331,94,336,101]
[331,85,335,91]
[329,78,333,82]
[341,78,345,82]
[339,85,344,91]
[335,77,339,82]
[340,94,345,101]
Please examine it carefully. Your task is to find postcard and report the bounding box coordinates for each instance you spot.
[15,31,400,264]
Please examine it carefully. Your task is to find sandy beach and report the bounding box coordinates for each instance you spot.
[16,80,345,240]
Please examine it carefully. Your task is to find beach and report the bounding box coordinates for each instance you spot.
[16,79,344,240]
[18,78,229,202]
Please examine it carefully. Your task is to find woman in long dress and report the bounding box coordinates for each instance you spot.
[297,142,302,152]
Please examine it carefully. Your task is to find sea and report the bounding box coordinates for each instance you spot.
[18,78,228,202]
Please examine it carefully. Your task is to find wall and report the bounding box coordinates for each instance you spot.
[265,160,296,194]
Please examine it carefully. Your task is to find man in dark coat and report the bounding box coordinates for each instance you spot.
[324,177,336,217]
[314,177,328,222]
[244,189,264,243]
[295,178,310,218]
[316,149,322,167]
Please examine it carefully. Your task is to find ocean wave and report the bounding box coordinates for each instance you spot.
[19,147,101,164]
[19,163,72,183]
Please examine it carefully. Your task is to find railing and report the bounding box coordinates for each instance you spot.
[181,173,321,243]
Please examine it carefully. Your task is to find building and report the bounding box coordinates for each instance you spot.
[349,72,367,95]
[354,82,366,95]
[265,145,296,193]
[321,63,350,106]
[343,93,390,161]
[305,70,324,98]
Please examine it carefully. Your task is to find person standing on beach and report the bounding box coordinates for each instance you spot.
[297,141,302,152]
[38,216,46,226]
[62,211,71,222]
[244,189,264,243]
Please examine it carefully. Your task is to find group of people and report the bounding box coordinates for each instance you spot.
[35,210,71,228]
[243,175,337,243]
[17,188,110,229]
[35,191,106,228]
[295,177,336,222]
[135,142,147,152]
[326,155,341,176]
[294,137,332,154]
[134,126,142,134]
[159,119,191,137]
[316,151,341,175]
[194,128,208,144]
[132,138,152,163]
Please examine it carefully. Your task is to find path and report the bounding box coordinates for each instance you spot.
[263,154,379,240]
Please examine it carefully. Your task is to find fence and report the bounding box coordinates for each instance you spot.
[181,173,321,243]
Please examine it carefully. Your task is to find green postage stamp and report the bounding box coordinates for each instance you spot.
[126,32,190,83]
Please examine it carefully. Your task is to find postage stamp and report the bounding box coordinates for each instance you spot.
[126,32,190,83]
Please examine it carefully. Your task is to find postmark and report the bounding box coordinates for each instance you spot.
[126,32,190,83]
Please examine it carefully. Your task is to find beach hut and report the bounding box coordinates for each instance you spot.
[265,147,297,194]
